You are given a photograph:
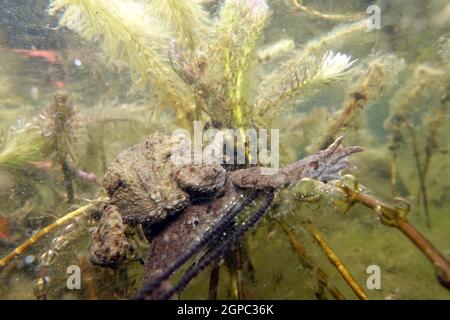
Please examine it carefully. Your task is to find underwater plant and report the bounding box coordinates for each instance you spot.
[0,0,449,300]
[0,125,48,172]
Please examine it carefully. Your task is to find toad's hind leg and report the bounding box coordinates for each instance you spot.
[158,190,275,300]
[136,188,260,300]
[89,205,129,267]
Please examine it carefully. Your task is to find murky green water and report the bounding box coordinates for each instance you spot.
[0,0,449,300]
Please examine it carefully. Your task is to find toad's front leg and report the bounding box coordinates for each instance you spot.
[89,205,129,267]
[230,136,364,190]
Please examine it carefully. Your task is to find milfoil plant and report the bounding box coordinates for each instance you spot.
[49,0,358,133]
[1,0,450,300]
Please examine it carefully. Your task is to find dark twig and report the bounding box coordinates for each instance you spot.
[234,247,246,300]
[398,116,431,228]
[62,160,75,203]
[208,263,220,300]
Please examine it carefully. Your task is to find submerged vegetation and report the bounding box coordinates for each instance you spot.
[0,0,449,299]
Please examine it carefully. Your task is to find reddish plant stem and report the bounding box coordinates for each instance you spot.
[208,264,220,300]
[350,191,450,290]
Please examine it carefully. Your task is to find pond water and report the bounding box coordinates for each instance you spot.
[0,0,449,300]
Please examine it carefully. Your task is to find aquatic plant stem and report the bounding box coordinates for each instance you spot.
[234,247,246,300]
[229,256,239,300]
[397,219,450,290]
[390,149,398,197]
[208,264,220,300]
[0,199,104,270]
[319,93,366,150]
[280,222,346,300]
[398,116,431,228]
[307,222,368,300]
[62,159,75,203]
[345,189,450,290]
[420,88,449,207]
[291,0,365,21]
